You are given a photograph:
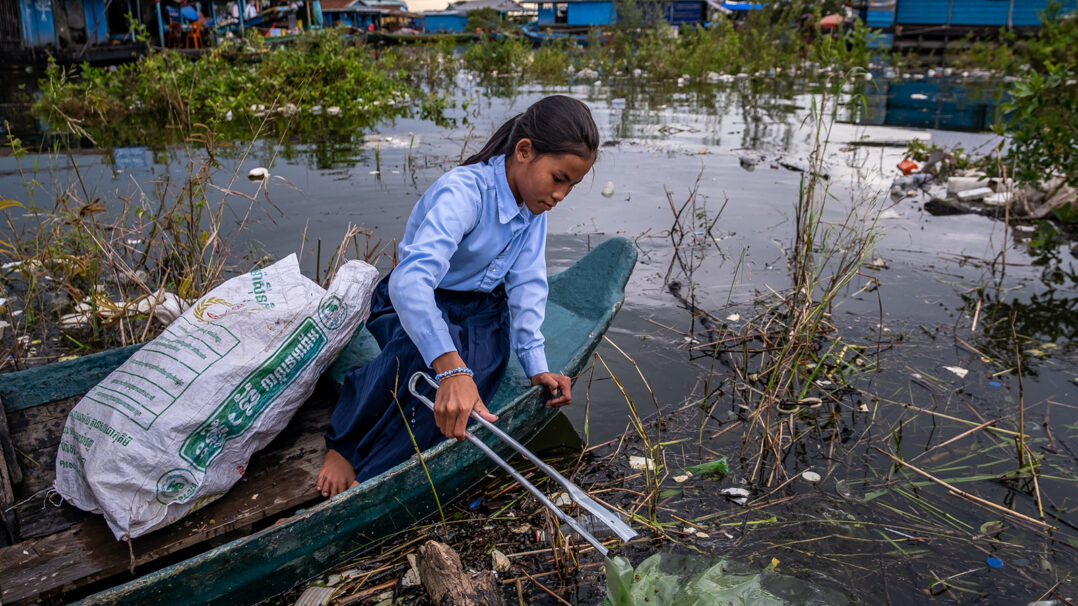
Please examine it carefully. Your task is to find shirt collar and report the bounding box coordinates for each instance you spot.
[491,155,525,224]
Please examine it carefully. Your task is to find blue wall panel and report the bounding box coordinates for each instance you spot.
[866,0,896,27]
[567,1,614,25]
[895,0,947,24]
[663,0,703,25]
[19,0,57,46]
[537,3,554,24]
[897,0,1076,27]
[84,0,108,44]
[1010,0,1075,26]
[424,14,467,31]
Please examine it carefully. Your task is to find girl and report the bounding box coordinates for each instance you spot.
[317,95,600,497]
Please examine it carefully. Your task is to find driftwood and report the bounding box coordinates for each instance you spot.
[416,540,505,606]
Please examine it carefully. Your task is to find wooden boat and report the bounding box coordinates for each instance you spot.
[519,23,612,46]
[0,236,637,605]
[364,30,499,44]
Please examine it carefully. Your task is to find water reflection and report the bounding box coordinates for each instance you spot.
[857,77,1008,132]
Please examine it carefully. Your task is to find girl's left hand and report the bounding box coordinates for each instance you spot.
[530,372,571,407]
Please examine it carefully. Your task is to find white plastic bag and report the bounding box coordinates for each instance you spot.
[54,255,379,539]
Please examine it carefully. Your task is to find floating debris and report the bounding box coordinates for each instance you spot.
[943,366,969,379]
[720,487,750,505]
[293,585,335,606]
[686,457,728,480]
[802,471,821,483]
[629,456,655,471]
[601,181,615,198]
[247,167,269,181]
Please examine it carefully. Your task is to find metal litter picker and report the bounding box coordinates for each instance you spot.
[408,371,637,556]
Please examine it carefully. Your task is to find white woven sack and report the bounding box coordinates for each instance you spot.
[54,254,378,539]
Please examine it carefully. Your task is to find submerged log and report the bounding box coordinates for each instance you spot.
[416,540,505,606]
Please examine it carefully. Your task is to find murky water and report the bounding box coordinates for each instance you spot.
[2,74,1076,603]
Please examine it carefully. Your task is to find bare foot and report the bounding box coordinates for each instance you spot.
[317,449,358,498]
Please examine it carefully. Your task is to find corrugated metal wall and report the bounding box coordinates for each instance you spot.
[662,0,704,25]
[896,0,1076,27]
[19,0,56,46]
[866,0,896,27]
[566,1,614,26]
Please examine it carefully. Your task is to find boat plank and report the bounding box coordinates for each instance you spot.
[0,432,16,545]
[0,345,142,412]
[0,411,328,604]
[0,384,336,605]
[4,396,96,539]
[0,398,23,485]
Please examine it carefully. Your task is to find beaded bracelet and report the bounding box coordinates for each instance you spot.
[434,367,474,384]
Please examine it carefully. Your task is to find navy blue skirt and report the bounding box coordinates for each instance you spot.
[325,273,511,484]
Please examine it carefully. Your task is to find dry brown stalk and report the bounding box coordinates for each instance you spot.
[877,449,1052,531]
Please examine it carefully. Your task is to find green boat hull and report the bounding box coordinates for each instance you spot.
[45,236,636,605]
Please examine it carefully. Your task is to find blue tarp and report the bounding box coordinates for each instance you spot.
[722,2,763,10]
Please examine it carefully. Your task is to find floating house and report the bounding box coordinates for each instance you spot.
[866,0,1077,50]
[321,0,384,29]
[1,0,148,61]
[421,0,522,33]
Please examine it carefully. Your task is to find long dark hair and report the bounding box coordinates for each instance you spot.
[462,95,600,166]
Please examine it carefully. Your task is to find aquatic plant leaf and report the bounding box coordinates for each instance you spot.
[685,456,729,480]
[0,199,25,210]
[629,554,680,604]
[604,556,635,606]
[605,554,784,606]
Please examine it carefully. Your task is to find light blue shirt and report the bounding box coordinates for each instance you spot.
[389,155,550,377]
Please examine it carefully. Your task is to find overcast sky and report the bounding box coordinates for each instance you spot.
[407,0,450,11]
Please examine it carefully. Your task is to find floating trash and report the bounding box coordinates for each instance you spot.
[551,491,571,507]
[802,471,821,483]
[943,366,969,379]
[686,457,728,480]
[629,456,655,471]
[989,381,1002,387]
[601,181,615,198]
[293,585,335,606]
[247,167,269,181]
[720,487,750,505]
[725,313,740,322]
[956,187,994,202]
[985,556,1004,569]
[835,479,853,500]
[154,291,188,325]
[326,106,341,116]
[897,158,919,175]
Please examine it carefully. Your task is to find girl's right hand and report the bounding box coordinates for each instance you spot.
[433,373,498,440]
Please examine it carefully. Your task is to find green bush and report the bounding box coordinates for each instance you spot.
[527,42,572,81]
[34,28,426,143]
[461,38,530,75]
